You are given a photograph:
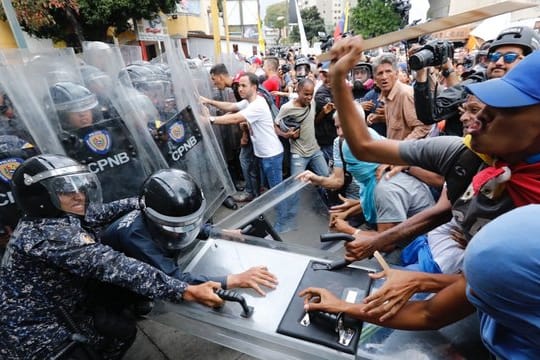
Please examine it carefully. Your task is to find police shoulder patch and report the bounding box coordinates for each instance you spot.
[0,157,23,184]
[84,129,112,155]
[168,121,186,143]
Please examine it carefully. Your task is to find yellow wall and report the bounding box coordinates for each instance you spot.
[166,15,207,37]
[0,21,17,48]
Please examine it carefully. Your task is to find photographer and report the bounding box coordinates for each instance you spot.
[412,26,539,137]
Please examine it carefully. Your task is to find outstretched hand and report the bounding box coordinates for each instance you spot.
[299,287,347,314]
[361,252,418,321]
[227,266,278,296]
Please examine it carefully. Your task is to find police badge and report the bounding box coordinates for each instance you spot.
[168,121,186,143]
[84,130,112,155]
[0,158,23,184]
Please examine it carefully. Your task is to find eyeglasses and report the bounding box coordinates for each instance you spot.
[487,51,523,64]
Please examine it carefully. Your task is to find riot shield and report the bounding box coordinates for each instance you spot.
[117,38,236,220]
[217,176,331,248]
[0,59,41,248]
[4,47,167,202]
[120,44,144,65]
[150,232,486,360]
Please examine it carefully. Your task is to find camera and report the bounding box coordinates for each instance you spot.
[280,64,290,73]
[409,40,454,71]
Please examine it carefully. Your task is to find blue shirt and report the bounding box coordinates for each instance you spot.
[101,210,226,288]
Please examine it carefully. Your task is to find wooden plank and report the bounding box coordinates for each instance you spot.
[318,1,536,62]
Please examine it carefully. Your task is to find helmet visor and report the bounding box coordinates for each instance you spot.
[42,172,102,216]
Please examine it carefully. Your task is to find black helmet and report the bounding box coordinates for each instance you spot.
[11,154,102,218]
[140,169,206,250]
[489,26,540,56]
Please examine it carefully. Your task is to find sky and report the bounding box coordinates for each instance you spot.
[260,0,430,23]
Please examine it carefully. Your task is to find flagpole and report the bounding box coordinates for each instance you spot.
[344,1,350,33]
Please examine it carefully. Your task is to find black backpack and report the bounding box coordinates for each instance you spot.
[257,85,280,120]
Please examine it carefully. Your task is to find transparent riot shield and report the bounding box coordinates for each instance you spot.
[149,231,486,360]
[119,38,236,220]
[217,176,332,248]
[119,44,144,65]
[0,57,41,247]
[4,47,168,202]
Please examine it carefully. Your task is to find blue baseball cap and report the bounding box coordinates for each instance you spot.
[466,50,540,108]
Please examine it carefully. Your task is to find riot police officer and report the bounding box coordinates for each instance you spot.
[50,81,149,202]
[0,154,223,359]
[101,168,278,296]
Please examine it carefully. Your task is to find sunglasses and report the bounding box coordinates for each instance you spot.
[487,51,522,64]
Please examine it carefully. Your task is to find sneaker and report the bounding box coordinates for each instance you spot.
[232,191,254,202]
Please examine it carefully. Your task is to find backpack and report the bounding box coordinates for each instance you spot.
[257,85,280,120]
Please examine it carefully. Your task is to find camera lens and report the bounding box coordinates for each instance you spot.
[409,49,435,71]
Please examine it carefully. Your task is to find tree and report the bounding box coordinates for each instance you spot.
[288,6,325,46]
[350,0,401,39]
[264,2,287,44]
[0,0,176,48]
[301,6,325,46]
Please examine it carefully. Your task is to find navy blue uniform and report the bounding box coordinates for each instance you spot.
[0,199,190,359]
[101,210,227,287]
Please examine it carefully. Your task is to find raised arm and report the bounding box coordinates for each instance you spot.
[328,37,404,165]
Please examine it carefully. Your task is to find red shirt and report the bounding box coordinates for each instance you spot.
[263,75,281,108]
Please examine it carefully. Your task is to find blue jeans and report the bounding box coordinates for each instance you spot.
[239,144,259,197]
[290,150,329,177]
[320,145,334,166]
[259,152,283,189]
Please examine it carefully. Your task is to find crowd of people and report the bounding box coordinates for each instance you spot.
[0,23,539,359]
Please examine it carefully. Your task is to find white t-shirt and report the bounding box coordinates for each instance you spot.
[239,96,283,158]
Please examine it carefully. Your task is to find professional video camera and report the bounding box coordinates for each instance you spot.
[318,32,333,53]
[409,40,454,71]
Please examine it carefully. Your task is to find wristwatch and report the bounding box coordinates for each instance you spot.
[442,68,455,78]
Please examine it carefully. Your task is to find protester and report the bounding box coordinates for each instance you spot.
[300,204,540,359]
[308,36,540,323]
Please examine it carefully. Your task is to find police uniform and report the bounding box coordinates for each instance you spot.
[0,135,38,257]
[101,210,227,288]
[0,199,190,359]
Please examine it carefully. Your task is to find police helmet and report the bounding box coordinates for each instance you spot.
[119,64,172,108]
[140,169,206,250]
[50,82,99,114]
[489,26,540,55]
[11,154,102,218]
[295,57,311,78]
[80,65,113,94]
